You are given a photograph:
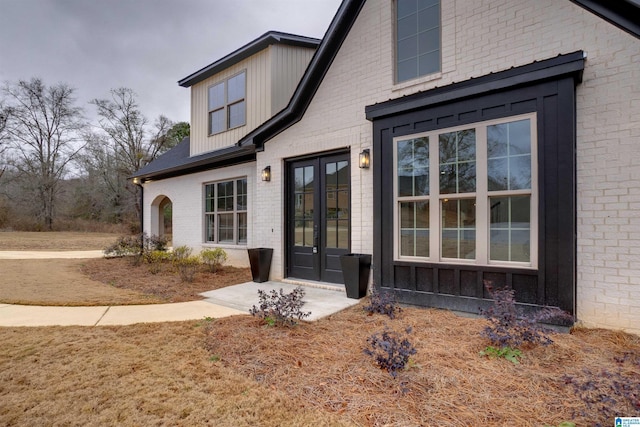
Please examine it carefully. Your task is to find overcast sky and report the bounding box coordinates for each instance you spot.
[0,0,342,125]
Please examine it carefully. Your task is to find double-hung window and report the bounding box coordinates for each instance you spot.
[394,114,537,267]
[204,178,247,245]
[396,0,441,83]
[208,71,246,135]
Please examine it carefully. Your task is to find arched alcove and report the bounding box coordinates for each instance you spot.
[150,195,173,245]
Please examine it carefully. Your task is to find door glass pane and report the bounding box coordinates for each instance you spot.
[439,129,476,194]
[326,162,337,190]
[326,220,337,248]
[441,198,476,259]
[337,220,349,249]
[336,161,349,189]
[490,196,530,262]
[294,220,304,246]
[304,220,314,247]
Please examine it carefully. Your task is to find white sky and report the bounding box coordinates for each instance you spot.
[0,0,342,125]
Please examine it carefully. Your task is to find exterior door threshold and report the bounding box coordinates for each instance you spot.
[282,278,344,292]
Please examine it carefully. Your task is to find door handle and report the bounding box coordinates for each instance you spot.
[313,224,319,253]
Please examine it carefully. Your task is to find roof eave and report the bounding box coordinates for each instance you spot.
[178,31,321,88]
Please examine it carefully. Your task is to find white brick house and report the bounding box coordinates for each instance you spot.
[133,0,640,334]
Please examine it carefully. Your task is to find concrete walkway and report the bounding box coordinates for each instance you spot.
[0,250,104,259]
[0,250,361,327]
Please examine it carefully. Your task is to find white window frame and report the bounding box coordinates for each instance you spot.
[207,70,246,135]
[393,113,538,268]
[204,177,248,245]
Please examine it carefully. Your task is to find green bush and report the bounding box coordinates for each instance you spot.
[200,248,227,273]
[171,245,193,263]
[146,250,170,274]
[175,255,201,282]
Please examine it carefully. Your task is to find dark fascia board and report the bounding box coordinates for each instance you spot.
[238,0,367,151]
[178,31,320,88]
[570,0,640,39]
[131,142,256,182]
[365,51,585,121]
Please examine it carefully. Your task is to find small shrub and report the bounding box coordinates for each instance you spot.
[479,345,522,364]
[144,233,169,252]
[175,255,201,282]
[363,290,401,319]
[200,248,227,273]
[103,235,141,258]
[146,250,169,274]
[171,245,193,264]
[480,283,572,349]
[364,327,417,378]
[249,287,311,327]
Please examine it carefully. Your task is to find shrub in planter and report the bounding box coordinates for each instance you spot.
[200,248,227,273]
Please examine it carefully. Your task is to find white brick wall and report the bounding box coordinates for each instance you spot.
[142,163,256,268]
[256,0,640,334]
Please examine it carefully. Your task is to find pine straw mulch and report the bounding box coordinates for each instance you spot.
[81,257,252,303]
[204,304,640,426]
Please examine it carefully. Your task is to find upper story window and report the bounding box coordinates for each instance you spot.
[208,71,246,135]
[396,0,441,83]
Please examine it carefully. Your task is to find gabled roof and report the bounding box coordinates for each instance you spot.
[178,31,320,88]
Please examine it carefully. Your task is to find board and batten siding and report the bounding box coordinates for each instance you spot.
[270,44,316,114]
[189,49,272,157]
[189,44,316,157]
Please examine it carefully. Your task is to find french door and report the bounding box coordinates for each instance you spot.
[287,153,350,283]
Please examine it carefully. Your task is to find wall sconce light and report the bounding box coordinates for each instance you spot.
[261,166,271,182]
[359,149,370,169]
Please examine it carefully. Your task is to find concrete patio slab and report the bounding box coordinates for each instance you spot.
[199,281,362,321]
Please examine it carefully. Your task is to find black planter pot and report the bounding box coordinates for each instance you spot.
[340,253,372,299]
[247,248,273,283]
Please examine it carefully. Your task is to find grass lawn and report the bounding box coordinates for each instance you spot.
[0,232,638,425]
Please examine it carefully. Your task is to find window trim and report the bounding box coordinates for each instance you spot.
[207,70,246,136]
[392,113,538,268]
[394,0,442,84]
[203,177,248,245]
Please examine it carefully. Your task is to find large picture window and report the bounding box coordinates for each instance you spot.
[208,71,246,135]
[396,0,441,83]
[394,114,537,267]
[204,178,247,245]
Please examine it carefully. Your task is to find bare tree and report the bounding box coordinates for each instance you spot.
[1,78,86,230]
[90,88,175,225]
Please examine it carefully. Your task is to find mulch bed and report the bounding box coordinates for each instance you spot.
[204,304,640,426]
[81,257,252,303]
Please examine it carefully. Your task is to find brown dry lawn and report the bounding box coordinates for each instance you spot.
[0,232,638,426]
[0,231,119,250]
